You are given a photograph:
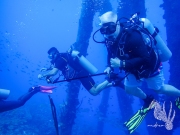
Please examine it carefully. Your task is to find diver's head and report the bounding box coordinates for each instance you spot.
[99,11,120,39]
[48,47,59,60]
[99,11,117,25]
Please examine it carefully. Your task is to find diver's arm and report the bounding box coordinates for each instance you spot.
[40,64,54,72]
[38,68,59,79]
[104,48,114,74]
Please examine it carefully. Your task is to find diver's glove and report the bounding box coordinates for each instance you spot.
[104,67,112,74]
[38,74,44,79]
[106,72,125,88]
[105,72,118,82]
[112,78,124,88]
[71,50,79,57]
[124,96,155,134]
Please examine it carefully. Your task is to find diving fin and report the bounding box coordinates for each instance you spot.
[124,107,150,134]
[175,97,180,109]
[41,90,53,94]
[124,99,155,134]
[39,85,56,94]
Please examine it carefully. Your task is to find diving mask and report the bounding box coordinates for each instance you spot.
[100,22,117,35]
[48,54,54,59]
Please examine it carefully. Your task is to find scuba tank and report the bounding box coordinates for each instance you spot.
[74,51,98,74]
[140,18,172,62]
[68,46,98,74]
[0,89,10,100]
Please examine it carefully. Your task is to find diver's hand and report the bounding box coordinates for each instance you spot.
[71,50,80,58]
[110,58,120,68]
[40,68,48,72]
[104,67,111,74]
[38,74,44,79]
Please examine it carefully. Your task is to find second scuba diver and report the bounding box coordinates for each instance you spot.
[93,11,180,133]
[38,45,124,96]
[95,11,180,106]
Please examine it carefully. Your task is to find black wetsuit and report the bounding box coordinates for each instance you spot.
[51,53,95,90]
[0,89,38,113]
[106,29,159,79]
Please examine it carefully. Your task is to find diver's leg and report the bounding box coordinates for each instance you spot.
[0,86,55,113]
[17,87,40,106]
[80,74,111,96]
[156,84,180,96]
[125,86,146,99]
[146,70,180,96]
[0,90,38,113]
[89,80,111,96]
[0,100,22,113]
[158,84,180,110]
[0,87,40,113]
[88,73,125,96]
[77,69,112,96]
[124,74,147,99]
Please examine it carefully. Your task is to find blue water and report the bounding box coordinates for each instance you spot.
[0,0,179,135]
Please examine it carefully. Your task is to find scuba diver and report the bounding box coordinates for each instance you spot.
[38,46,124,96]
[0,85,56,113]
[93,11,180,133]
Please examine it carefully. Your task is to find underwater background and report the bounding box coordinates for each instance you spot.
[0,0,180,135]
